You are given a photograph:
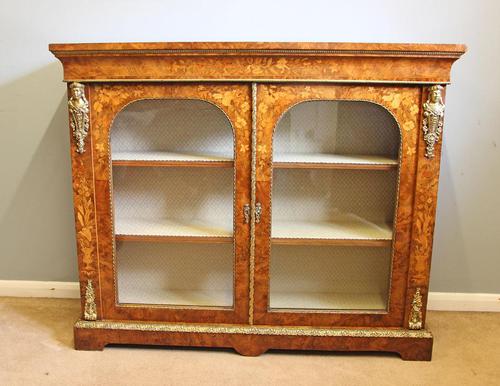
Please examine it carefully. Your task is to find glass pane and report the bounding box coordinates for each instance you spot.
[270,100,400,311]
[111,99,234,307]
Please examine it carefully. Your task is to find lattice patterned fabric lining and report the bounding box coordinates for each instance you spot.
[272,168,398,224]
[111,99,234,157]
[112,167,233,232]
[116,241,234,306]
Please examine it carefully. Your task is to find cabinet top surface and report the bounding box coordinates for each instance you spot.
[49,42,466,83]
[49,41,466,57]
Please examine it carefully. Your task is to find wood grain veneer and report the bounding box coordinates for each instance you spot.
[51,41,465,360]
[50,42,465,83]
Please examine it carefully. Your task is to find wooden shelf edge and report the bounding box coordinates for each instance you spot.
[112,160,397,170]
[115,234,233,244]
[271,238,392,247]
[116,235,390,246]
[112,160,234,168]
[115,235,391,246]
[273,162,397,170]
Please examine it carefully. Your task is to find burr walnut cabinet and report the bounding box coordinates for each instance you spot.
[50,42,465,360]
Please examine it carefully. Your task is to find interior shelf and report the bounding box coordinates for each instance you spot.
[271,217,393,246]
[118,288,233,307]
[112,151,233,167]
[122,289,386,310]
[269,291,386,310]
[115,217,233,243]
[273,153,398,170]
[111,151,397,170]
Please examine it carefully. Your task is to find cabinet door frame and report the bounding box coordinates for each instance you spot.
[252,83,422,327]
[89,82,252,324]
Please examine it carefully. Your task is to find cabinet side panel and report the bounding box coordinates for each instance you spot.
[68,84,102,318]
[405,86,446,328]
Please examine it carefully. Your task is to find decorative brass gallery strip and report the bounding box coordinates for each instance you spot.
[63,78,451,85]
[52,48,464,58]
[74,320,433,339]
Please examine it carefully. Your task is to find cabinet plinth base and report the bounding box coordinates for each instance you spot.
[74,320,433,361]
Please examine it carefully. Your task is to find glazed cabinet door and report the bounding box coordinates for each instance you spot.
[252,83,422,327]
[89,83,251,323]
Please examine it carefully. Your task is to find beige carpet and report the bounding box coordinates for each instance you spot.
[0,297,499,385]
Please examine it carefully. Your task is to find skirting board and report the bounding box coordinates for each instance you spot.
[0,280,80,299]
[0,280,499,312]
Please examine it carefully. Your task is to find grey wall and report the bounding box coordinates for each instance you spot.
[0,0,499,293]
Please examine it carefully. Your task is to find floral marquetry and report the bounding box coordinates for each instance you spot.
[51,41,465,360]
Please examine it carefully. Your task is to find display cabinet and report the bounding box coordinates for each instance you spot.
[50,42,465,360]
